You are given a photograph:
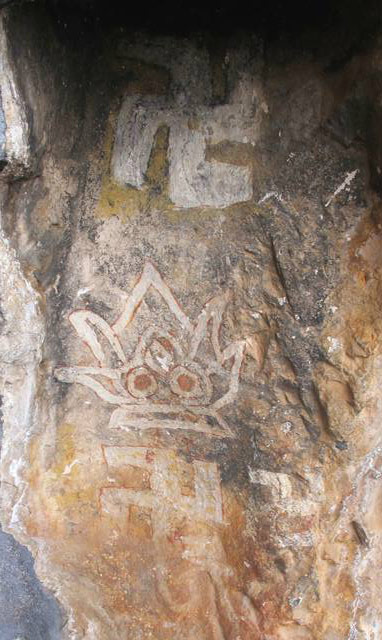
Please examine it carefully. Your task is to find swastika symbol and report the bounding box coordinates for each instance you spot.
[101,446,223,533]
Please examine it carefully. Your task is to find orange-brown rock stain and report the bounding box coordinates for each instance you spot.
[313,207,382,640]
[25,423,102,539]
[24,423,280,638]
[322,208,382,371]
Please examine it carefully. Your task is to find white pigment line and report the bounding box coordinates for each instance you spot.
[258,191,283,204]
[325,169,359,207]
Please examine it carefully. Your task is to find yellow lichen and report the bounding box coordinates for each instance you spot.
[95,111,172,221]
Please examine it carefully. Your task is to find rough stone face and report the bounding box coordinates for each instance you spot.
[0,4,382,639]
[0,15,30,177]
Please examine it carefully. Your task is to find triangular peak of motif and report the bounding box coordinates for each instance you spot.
[113,262,193,335]
[188,290,232,364]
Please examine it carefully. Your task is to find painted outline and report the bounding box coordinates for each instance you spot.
[101,445,224,529]
[55,261,245,438]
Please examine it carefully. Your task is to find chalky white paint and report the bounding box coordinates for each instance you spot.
[327,336,341,354]
[55,261,245,438]
[258,191,284,204]
[325,169,359,208]
[102,446,223,525]
[111,44,263,208]
[248,468,323,518]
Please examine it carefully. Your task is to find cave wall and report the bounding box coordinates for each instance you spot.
[0,5,382,639]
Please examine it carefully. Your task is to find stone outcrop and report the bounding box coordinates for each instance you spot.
[0,4,382,638]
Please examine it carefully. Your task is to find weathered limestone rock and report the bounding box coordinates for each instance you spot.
[0,4,382,639]
[0,16,30,176]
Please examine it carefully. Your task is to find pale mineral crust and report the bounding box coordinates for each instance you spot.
[0,3,382,639]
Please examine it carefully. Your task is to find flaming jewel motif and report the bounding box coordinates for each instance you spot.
[55,262,245,438]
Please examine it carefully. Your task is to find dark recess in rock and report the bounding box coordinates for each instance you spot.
[0,526,64,640]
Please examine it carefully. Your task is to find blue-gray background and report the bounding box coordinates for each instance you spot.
[0,412,63,640]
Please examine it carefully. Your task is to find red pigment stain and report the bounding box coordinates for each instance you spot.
[145,450,155,464]
[177,374,195,392]
[134,374,152,390]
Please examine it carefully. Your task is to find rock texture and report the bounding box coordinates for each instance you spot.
[0,4,382,639]
[0,525,62,640]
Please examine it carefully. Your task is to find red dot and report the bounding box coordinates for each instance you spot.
[177,374,195,392]
[134,374,152,391]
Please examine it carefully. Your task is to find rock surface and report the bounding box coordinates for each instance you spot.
[0,4,382,639]
[0,525,63,640]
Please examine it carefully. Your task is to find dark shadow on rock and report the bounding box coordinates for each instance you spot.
[0,525,63,639]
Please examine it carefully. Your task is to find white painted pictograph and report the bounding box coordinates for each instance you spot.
[110,45,262,208]
[55,261,245,438]
[112,92,257,209]
[248,468,324,547]
[101,445,223,529]
[248,468,323,516]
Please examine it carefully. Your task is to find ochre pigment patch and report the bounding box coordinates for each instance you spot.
[95,114,172,221]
